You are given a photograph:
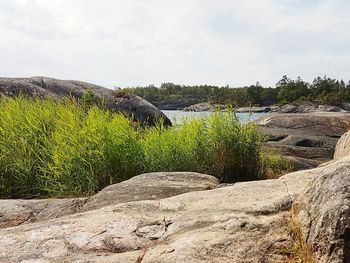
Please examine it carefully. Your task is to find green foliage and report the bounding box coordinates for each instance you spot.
[142,112,265,183]
[81,90,100,107]
[260,153,293,179]
[124,75,350,108]
[0,97,144,197]
[276,76,310,103]
[0,97,277,197]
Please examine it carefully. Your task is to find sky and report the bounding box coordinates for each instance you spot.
[0,0,349,88]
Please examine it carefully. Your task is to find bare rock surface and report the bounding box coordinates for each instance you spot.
[257,112,350,170]
[182,102,225,112]
[236,106,272,113]
[292,156,350,263]
[0,76,171,126]
[0,172,218,229]
[0,169,317,262]
[334,130,350,159]
[0,198,87,229]
[279,104,345,113]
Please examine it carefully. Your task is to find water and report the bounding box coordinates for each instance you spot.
[161,110,271,124]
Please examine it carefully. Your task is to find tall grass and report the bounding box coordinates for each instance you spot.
[0,97,285,198]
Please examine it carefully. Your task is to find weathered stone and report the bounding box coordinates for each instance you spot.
[257,112,350,170]
[256,112,350,137]
[278,104,345,113]
[0,169,317,262]
[278,104,299,113]
[292,156,350,263]
[0,172,218,228]
[236,106,271,113]
[183,102,225,112]
[82,172,218,211]
[334,131,350,159]
[0,198,87,229]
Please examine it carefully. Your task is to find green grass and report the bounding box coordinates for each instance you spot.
[0,97,288,198]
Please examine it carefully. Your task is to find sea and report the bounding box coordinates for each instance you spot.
[161,110,271,124]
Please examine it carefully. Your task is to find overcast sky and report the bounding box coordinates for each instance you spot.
[0,0,349,88]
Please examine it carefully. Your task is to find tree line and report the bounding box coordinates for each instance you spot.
[117,75,350,108]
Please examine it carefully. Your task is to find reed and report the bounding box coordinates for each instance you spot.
[0,97,289,197]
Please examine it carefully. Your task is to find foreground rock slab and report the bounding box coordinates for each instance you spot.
[0,172,218,228]
[292,156,350,263]
[0,169,318,262]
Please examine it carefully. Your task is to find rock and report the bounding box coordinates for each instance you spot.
[292,156,350,263]
[82,172,218,211]
[334,131,350,159]
[283,156,323,171]
[183,102,225,112]
[278,104,346,113]
[0,168,317,262]
[257,112,350,170]
[0,76,171,126]
[236,106,271,113]
[0,198,87,229]
[0,76,113,102]
[0,172,218,228]
[256,112,350,137]
[318,104,343,112]
[279,104,299,113]
[113,93,172,126]
[341,102,350,112]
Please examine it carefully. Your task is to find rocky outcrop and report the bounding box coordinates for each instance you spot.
[292,156,350,263]
[236,106,273,113]
[334,130,350,159]
[0,76,171,126]
[183,104,275,113]
[0,167,319,262]
[279,104,345,113]
[183,102,225,112]
[257,112,350,170]
[0,172,217,229]
[0,76,113,102]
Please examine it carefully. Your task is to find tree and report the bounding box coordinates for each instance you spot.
[276,76,310,104]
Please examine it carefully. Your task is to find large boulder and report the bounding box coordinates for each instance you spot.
[0,168,318,262]
[0,76,113,102]
[334,130,350,159]
[257,112,350,170]
[292,156,350,263]
[113,93,172,126]
[0,76,171,126]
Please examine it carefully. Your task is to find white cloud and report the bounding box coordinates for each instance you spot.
[0,0,349,88]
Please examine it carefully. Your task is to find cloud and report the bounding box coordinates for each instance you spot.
[0,0,349,88]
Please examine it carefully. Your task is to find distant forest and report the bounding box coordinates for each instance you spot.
[117,75,350,109]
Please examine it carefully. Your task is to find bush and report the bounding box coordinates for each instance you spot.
[0,97,281,198]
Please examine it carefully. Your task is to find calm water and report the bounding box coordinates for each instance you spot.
[161,110,271,124]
